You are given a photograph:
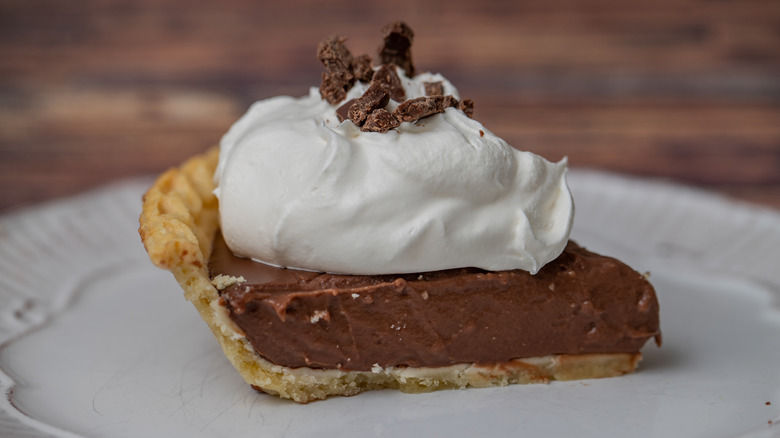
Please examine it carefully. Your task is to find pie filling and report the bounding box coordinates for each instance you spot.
[209,232,660,372]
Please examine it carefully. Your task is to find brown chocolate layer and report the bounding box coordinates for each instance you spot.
[209,233,660,372]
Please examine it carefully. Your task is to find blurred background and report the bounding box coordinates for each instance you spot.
[1,0,778,213]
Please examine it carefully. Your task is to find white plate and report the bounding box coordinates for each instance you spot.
[1,171,779,438]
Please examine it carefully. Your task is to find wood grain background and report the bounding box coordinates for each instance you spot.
[1,0,779,213]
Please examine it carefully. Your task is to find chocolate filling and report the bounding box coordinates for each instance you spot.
[209,233,660,372]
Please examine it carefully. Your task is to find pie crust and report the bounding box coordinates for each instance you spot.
[139,148,643,403]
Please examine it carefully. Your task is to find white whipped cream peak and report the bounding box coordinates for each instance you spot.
[215,68,574,275]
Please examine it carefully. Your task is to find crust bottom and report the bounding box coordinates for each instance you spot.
[139,148,644,403]
[245,352,641,403]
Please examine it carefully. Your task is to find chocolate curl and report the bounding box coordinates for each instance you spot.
[424,81,444,96]
[318,35,356,104]
[457,98,474,118]
[362,109,400,133]
[378,21,415,77]
[393,95,450,123]
[336,98,357,122]
[348,82,391,125]
[371,64,406,102]
[353,54,374,82]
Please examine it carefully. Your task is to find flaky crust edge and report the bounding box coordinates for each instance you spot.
[138,148,642,403]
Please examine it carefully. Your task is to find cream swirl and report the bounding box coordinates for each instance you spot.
[214,71,573,275]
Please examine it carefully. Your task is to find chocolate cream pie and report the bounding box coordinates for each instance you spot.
[139,22,660,403]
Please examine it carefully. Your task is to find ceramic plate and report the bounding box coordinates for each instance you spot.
[1,171,779,438]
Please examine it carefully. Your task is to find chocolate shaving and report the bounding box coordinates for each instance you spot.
[336,98,357,123]
[348,82,390,125]
[424,81,444,96]
[320,23,475,132]
[353,54,374,83]
[318,36,356,104]
[377,21,415,77]
[371,64,406,102]
[362,108,400,133]
[393,95,452,123]
[443,95,458,108]
[457,98,474,118]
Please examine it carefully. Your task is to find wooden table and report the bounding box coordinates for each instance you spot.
[2,0,779,213]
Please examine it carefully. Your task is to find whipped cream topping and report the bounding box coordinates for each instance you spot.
[215,70,574,275]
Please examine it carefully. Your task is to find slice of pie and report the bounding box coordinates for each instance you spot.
[139,147,659,403]
[138,22,660,403]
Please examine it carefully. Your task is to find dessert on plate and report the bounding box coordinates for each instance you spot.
[139,22,660,403]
